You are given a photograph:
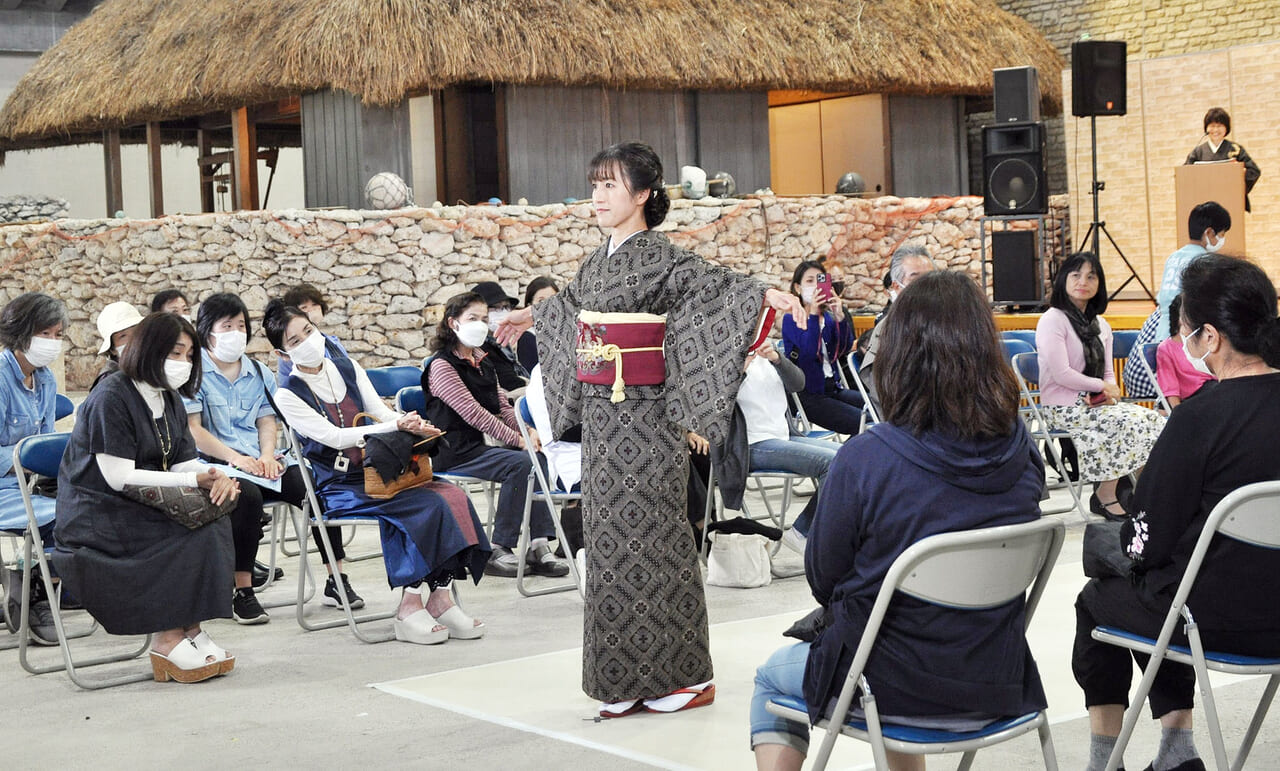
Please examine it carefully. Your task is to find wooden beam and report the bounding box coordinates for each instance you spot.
[197,128,215,213]
[230,107,259,210]
[102,128,123,217]
[146,121,164,217]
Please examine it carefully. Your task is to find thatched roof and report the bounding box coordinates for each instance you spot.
[0,0,1063,151]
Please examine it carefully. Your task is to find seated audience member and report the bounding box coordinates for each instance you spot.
[92,301,143,391]
[277,283,351,382]
[782,260,862,434]
[1156,202,1230,344]
[712,341,838,555]
[1073,254,1280,771]
[516,277,559,373]
[151,289,191,318]
[186,293,362,622]
[858,245,937,409]
[750,271,1048,771]
[1122,308,1162,399]
[1035,252,1165,520]
[264,301,490,645]
[525,364,584,558]
[469,281,528,394]
[423,292,568,579]
[53,312,242,683]
[1155,295,1214,410]
[0,293,68,644]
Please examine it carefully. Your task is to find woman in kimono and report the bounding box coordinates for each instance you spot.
[1185,107,1261,211]
[499,142,803,717]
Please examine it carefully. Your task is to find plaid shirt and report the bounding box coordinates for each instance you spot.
[1122,310,1160,398]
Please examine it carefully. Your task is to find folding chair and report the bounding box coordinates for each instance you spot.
[364,365,422,400]
[54,393,74,421]
[845,351,879,427]
[1002,337,1035,364]
[775,341,841,442]
[511,396,582,597]
[1135,342,1172,413]
[285,425,396,643]
[767,516,1065,770]
[396,385,499,530]
[11,432,152,688]
[1002,329,1038,350]
[1092,480,1280,771]
[1110,330,1154,407]
[1010,352,1088,520]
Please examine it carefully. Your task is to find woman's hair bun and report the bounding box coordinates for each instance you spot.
[645,184,670,228]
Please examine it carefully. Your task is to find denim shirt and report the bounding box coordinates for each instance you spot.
[0,348,57,483]
[183,350,280,460]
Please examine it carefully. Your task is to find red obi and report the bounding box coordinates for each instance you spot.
[575,311,666,403]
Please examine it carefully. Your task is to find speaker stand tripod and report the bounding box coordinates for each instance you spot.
[1077,115,1155,302]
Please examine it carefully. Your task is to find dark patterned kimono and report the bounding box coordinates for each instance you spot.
[536,231,766,702]
[1185,138,1261,210]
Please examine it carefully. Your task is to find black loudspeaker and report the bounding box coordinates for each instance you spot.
[1072,40,1127,117]
[993,66,1040,123]
[983,122,1046,215]
[991,230,1041,303]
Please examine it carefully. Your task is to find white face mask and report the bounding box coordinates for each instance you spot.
[114,344,127,359]
[1181,327,1214,377]
[1204,233,1226,253]
[23,336,63,369]
[164,359,193,390]
[800,287,815,304]
[210,330,247,363]
[888,289,899,303]
[487,309,510,334]
[287,330,327,369]
[454,319,490,348]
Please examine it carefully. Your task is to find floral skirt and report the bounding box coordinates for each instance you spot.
[1042,401,1165,482]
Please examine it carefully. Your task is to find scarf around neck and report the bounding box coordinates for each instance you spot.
[1064,305,1105,383]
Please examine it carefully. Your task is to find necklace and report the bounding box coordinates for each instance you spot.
[153,413,172,471]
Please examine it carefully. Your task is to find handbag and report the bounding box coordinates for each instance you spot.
[353,412,434,500]
[575,311,666,403]
[1082,519,1134,579]
[705,531,772,588]
[121,484,236,529]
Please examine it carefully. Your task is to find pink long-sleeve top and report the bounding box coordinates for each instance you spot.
[1034,307,1115,406]
[426,355,521,447]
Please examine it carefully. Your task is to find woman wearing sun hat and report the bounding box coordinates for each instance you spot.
[92,301,144,391]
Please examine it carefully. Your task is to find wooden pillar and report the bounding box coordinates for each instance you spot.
[230,107,258,210]
[146,121,164,217]
[197,129,215,213]
[102,128,123,217]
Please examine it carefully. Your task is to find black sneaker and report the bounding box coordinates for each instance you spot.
[28,600,58,646]
[232,587,270,625]
[323,573,365,610]
[527,543,570,578]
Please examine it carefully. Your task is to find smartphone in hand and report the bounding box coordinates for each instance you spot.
[814,272,836,304]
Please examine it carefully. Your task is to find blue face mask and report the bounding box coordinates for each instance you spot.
[1181,327,1213,377]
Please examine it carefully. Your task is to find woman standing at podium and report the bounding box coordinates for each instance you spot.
[1185,107,1261,211]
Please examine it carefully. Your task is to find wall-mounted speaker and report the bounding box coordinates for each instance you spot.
[983,122,1046,215]
[991,230,1041,303]
[993,66,1041,124]
[1071,40,1127,117]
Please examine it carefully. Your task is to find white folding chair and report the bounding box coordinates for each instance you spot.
[767,516,1065,770]
[11,432,152,688]
[1011,352,1088,520]
[511,396,582,598]
[285,425,396,643]
[845,350,879,427]
[1092,481,1280,771]
[701,461,807,579]
[396,384,498,532]
[1135,342,1172,414]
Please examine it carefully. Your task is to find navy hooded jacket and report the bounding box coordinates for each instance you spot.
[802,419,1048,723]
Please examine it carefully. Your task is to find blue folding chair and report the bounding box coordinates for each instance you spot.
[54,393,74,421]
[1002,329,1038,349]
[1010,352,1087,520]
[766,517,1065,770]
[1136,342,1171,413]
[1002,338,1035,365]
[1092,481,1280,771]
[364,365,422,400]
[511,396,582,598]
[12,432,152,688]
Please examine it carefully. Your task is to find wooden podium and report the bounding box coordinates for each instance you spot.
[1175,162,1246,257]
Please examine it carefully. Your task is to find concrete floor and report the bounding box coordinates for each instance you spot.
[3,483,1277,770]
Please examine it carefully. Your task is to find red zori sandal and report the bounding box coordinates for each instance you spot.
[643,683,716,713]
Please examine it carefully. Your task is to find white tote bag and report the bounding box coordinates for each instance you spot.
[705,532,772,588]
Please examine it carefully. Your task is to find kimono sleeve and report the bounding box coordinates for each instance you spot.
[533,268,587,439]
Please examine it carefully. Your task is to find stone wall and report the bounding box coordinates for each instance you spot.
[0,195,1068,390]
[0,194,69,223]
